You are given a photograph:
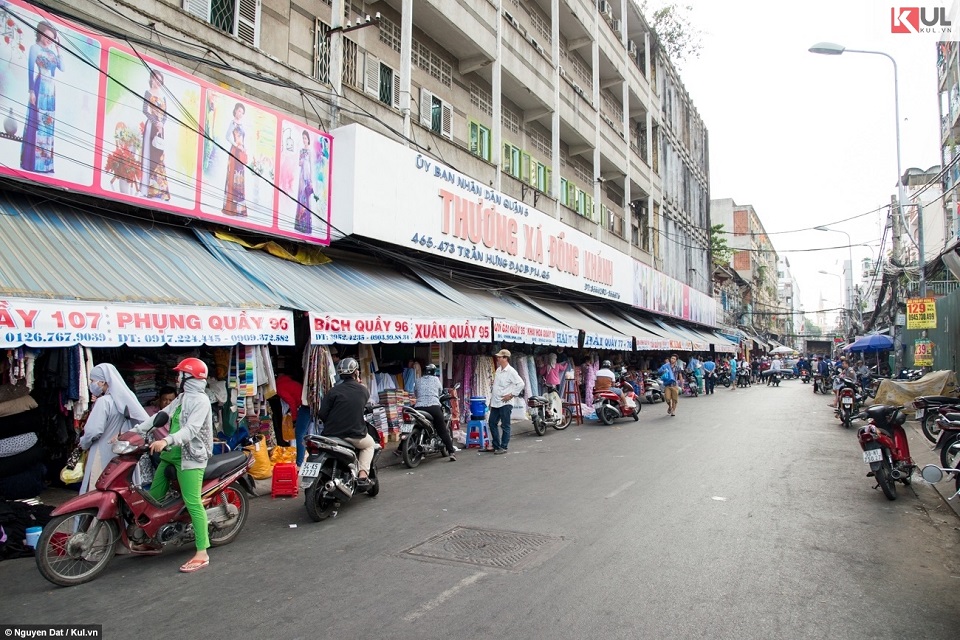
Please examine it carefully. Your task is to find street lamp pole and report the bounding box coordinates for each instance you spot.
[815,226,854,337]
[818,270,846,337]
[808,42,925,297]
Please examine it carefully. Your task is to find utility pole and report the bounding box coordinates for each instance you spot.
[890,195,904,374]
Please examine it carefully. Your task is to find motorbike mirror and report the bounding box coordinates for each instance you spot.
[152,412,170,429]
[921,465,945,484]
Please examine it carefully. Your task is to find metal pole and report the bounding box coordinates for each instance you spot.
[916,201,927,297]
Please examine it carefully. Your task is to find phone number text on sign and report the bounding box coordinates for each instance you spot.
[906,297,937,330]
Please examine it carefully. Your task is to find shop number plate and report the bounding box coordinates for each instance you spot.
[300,462,322,478]
[400,423,413,434]
[863,449,884,464]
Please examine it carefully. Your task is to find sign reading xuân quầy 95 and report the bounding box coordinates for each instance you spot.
[0,0,332,244]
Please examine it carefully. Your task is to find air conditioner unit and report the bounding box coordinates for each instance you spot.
[504,10,519,29]
[559,66,568,79]
[598,0,612,16]
[627,40,638,56]
[611,19,621,32]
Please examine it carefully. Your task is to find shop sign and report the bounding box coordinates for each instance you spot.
[583,333,633,352]
[332,125,717,326]
[0,0,332,245]
[668,339,690,351]
[492,320,578,347]
[906,297,937,329]
[0,298,294,348]
[636,336,672,351]
[310,313,490,344]
[914,339,934,367]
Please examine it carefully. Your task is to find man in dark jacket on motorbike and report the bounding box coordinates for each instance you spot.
[317,358,376,483]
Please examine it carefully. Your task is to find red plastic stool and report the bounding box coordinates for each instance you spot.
[271,462,299,498]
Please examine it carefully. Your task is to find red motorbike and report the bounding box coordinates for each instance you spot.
[35,414,255,586]
[593,379,641,425]
[856,404,915,501]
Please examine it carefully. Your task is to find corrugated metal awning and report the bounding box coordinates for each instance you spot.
[576,305,668,350]
[0,191,285,309]
[519,295,633,351]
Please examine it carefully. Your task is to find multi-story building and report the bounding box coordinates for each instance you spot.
[902,165,959,296]
[710,199,780,336]
[777,256,802,349]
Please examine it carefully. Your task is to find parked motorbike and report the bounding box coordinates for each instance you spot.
[920,464,960,501]
[644,374,665,404]
[716,367,732,389]
[35,413,255,586]
[528,381,573,435]
[682,372,700,397]
[401,383,460,466]
[302,406,383,521]
[932,410,960,469]
[855,404,914,501]
[836,381,861,429]
[912,389,960,443]
[812,373,826,394]
[594,379,641,425]
[768,371,783,387]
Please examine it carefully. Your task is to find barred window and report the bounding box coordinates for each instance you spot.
[527,126,550,157]
[573,156,591,185]
[412,40,452,87]
[470,83,493,116]
[379,15,402,53]
[502,106,520,134]
[524,2,551,45]
[570,51,591,87]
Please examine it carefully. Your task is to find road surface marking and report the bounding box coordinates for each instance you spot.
[403,571,487,622]
[605,480,636,499]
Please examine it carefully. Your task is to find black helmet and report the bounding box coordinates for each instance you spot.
[602,360,612,369]
[337,357,359,377]
[425,363,437,375]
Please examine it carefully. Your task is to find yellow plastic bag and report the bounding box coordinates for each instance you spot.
[270,446,297,465]
[243,436,274,479]
[60,451,87,485]
[281,414,295,442]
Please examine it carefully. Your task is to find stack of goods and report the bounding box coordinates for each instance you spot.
[0,382,45,500]
[371,406,388,439]
[122,360,160,406]
[378,389,411,441]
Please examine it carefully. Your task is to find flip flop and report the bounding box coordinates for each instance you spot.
[179,558,209,573]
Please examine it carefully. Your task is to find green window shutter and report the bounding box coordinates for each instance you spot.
[560,178,568,205]
[545,168,552,196]
[521,152,531,182]
[586,195,594,220]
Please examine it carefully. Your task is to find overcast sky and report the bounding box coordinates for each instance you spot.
[674,0,943,326]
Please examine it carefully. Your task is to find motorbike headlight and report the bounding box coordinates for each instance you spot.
[112,440,138,455]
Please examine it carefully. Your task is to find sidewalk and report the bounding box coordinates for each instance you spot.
[904,418,960,520]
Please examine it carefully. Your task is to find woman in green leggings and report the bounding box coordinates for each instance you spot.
[141,357,214,573]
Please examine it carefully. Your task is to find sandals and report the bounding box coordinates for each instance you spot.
[179,557,210,573]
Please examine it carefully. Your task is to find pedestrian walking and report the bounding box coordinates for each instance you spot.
[729,356,738,391]
[658,355,680,416]
[488,349,524,454]
[703,356,717,395]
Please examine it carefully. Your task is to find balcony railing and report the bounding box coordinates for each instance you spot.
[905,280,960,296]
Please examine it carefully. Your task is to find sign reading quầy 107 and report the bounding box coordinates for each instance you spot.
[913,339,933,367]
[906,297,937,329]
[310,313,490,344]
[0,0,332,245]
[0,298,294,347]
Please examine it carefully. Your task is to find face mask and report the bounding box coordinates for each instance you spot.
[89,381,105,397]
[177,373,187,393]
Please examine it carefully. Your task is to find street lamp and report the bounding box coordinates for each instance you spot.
[818,270,846,336]
[808,42,925,298]
[815,225,854,335]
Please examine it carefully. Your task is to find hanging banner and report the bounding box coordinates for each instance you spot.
[906,297,937,329]
[492,320,578,347]
[0,0,332,245]
[0,298,294,347]
[310,313,490,344]
[914,339,934,367]
[583,333,633,352]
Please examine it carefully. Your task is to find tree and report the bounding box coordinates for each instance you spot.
[710,224,732,267]
[643,2,704,66]
[803,318,822,336]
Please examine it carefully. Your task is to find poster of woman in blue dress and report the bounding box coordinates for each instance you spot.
[19,20,61,173]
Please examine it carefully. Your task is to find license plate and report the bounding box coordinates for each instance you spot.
[915,409,923,420]
[300,462,322,478]
[862,449,884,464]
[400,423,413,434]
[842,398,853,405]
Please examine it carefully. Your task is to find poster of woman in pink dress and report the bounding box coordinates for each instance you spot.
[277,119,331,241]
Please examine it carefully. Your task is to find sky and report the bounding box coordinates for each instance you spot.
[672,0,944,327]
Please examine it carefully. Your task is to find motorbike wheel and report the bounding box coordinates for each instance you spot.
[940,434,960,469]
[842,413,851,429]
[36,510,119,587]
[365,468,380,498]
[597,405,615,425]
[632,408,639,421]
[402,427,425,469]
[721,377,730,388]
[305,474,338,522]
[533,414,546,436]
[875,461,898,500]
[921,412,941,444]
[207,483,248,547]
[553,407,573,430]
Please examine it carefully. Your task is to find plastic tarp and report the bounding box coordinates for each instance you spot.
[869,370,958,408]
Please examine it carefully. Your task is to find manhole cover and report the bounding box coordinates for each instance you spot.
[402,526,566,570]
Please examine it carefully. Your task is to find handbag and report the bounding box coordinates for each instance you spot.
[60,450,87,485]
[152,135,165,151]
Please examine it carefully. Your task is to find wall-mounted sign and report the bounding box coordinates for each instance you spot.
[332,125,717,327]
[0,0,332,244]
[906,297,937,330]
[914,338,933,367]
[309,313,490,344]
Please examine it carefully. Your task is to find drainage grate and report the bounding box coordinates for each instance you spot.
[402,526,566,571]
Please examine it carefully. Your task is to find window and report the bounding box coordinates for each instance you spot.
[560,178,568,206]
[469,121,491,161]
[365,56,401,109]
[413,40,452,87]
[503,143,522,179]
[419,88,452,139]
[470,83,493,117]
[183,0,261,47]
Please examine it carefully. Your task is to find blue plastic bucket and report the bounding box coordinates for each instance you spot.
[469,397,487,418]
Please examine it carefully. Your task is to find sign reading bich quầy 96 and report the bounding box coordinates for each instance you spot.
[0,0,332,244]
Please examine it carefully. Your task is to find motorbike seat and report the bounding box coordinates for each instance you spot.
[203,451,248,480]
[529,395,548,404]
[919,395,960,404]
[319,435,356,449]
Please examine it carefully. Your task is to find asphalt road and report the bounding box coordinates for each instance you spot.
[2,378,959,639]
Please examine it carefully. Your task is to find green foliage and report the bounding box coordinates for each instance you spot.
[803,318,822,336]
[643,2,704,66]
[710,224,732,267]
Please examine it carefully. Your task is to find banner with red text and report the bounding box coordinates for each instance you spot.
[492,320,579,347]
[310,313,490,344]
[0,298,294,347]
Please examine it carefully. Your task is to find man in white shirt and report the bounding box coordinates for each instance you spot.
[767,356,782,385]
[489,349,525,455]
